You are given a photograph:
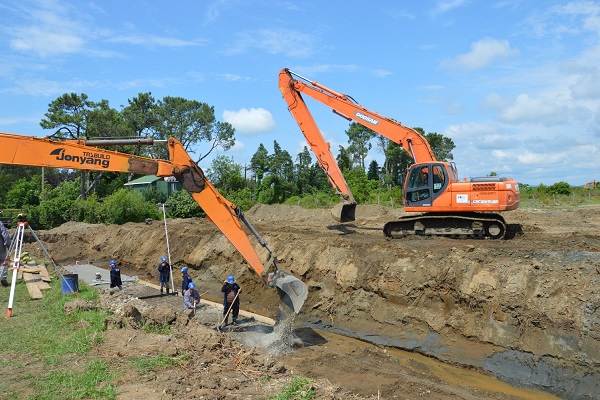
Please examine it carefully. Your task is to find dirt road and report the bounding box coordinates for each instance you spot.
[24,204,600,399]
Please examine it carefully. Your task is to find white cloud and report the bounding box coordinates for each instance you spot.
[569,69,600,99]
[370,69,393,78]
[229,139,246,152]
[222,108,276,134]
[108,35,204,48]
[527,1,600,38]
[441,38,518,70]
[224,29,316,57]
[216,73,252,82]
[432,0,468,16]
[498,93,588,126]
[11,28,85,57]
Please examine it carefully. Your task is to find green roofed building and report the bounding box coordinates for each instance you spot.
[124,175,182,196]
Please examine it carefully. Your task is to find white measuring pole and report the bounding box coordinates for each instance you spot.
[162,204,175,293]
[7,222,25,317]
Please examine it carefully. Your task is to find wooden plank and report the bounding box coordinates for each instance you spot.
[38,265,52,282]
[36,280,51,290]
[21,266,40,274]
[23,272,43,299]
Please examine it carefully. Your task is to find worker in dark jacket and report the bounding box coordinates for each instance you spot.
[109,260,122,291]
[221,275,241,326]
[181,266,193,295]
[0,220,11,286]
[157,256,170,295]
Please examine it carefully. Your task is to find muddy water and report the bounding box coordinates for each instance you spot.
[384,345,561,400]
[308,329,562,400]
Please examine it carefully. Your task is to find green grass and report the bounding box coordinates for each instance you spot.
[29,359,116,400]
[518,187,600,209]
[271,377,316,400]
[0,277,115,400]
[131,353,184,375]
[140,321,172,335]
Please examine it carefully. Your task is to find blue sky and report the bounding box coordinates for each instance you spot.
[1,0,599,186]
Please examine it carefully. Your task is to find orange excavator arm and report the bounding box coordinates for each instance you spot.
[279,68,437,163]
[0,132,307,312]
[279,68,438,222]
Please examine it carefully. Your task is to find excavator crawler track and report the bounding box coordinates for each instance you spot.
[383,212,507,240]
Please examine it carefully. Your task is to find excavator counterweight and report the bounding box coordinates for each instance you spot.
[279,68,520,239]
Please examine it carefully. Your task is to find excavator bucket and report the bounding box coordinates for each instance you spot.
[269,269,308,313]
[331,201,357,223]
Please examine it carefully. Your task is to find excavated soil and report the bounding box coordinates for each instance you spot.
[23,204,600,399]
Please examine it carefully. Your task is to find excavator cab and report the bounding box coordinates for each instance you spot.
[405,163,449,206]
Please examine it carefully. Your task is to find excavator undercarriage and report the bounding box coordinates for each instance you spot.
[383,212,507,240]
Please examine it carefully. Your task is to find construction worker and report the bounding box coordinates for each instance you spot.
[109,260,122,291]
[181,266,192,295]
[183,282,201,311]
[0,219,11,287]
[221,275,241,326]
[157,256,170,295]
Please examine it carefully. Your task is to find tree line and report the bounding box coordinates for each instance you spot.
[0,92,591,229]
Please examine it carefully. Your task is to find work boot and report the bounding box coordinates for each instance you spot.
[232,318,237,325]
[166,288,170,295]
[160,289,163,295]
[221,315,229,327]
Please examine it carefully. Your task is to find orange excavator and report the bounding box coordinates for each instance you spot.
[279,68,520,239]
[0,132,308,313]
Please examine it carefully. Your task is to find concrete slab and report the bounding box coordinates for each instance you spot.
[62,263,138,289]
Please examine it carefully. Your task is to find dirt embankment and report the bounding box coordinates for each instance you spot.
[24,204,600,399]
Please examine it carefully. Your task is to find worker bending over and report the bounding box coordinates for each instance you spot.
[183,282,201,311]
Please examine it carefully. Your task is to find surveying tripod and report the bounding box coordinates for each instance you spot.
[0,216,72,317]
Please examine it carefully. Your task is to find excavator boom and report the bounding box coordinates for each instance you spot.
[0,132,308,313]
[279,68,520,239]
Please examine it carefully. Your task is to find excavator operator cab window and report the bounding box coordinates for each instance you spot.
[407,166,431,202]
[432,165,445,193]
[406,164,448,205]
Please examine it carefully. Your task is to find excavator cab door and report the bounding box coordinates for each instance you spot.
[405,164,448,207]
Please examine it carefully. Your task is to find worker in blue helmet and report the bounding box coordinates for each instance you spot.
[0,218,11,287]
[109,260,122,291]
[181,266,193,296]
[183,281,201,311]
[221,275,241,326]
[157,256,171,295]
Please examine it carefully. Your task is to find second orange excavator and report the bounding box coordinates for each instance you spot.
[279,68,520,239]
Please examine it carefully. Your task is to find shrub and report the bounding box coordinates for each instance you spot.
[165,190,205,218]
[546,181,572,196]
[103,188,160,224]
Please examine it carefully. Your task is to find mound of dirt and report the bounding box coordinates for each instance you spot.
[24,203,600,399]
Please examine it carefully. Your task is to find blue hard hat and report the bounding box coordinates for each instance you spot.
[110,260,116,266]
[227,275,235,283]
[161,256,167,262]
[181,267,188,273]
[188,282,195,289]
